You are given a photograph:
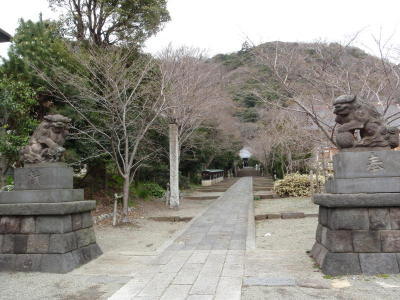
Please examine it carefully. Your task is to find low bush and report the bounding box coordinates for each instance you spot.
[274,173,325,197]
[134,182,165,199]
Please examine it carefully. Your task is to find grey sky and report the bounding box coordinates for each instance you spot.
[1,0,400,59]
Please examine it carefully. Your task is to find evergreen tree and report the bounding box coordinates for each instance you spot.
[0,77,38,185]
[49,0,170,46]
[2,17,76,115]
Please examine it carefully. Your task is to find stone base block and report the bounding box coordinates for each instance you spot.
[311,242,400,275]
[311,243,362,275]
[14,163,73,190]
[0,201,96,215]
[312,150,400,275]
[312,203,400,275]
[333,150,400,179]
[1,163,102,273]
[316,205,400,231]
[314,193,400,208]
[0,212,101,273]
[0,189,84,204]
[326,177,400,194]
[0,243,102,273]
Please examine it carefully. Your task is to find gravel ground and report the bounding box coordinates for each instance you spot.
[255,196,318,215]
[256,217,316,251]
[244,210,400,299]
[96,219,184,253]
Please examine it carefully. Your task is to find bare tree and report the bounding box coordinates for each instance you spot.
[252,108,321,176]
[157,46,224,207]
[39,47,168,215]
[250,39,400,145]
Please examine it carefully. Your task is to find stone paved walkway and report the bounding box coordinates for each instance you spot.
[109,177,253,300]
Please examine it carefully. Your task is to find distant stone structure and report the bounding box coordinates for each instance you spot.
[20,114,71,164]
[311,95,400,275]
[0,115,101,273]
[333,95,399,149]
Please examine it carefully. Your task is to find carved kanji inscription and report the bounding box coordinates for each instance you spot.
[367,152,384,173]
[28,169,41,187]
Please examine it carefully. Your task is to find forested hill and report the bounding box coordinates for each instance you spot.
[211,41,400,175]
[212,41,392,128]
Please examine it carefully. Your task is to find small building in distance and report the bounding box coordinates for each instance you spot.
[0,28,12,43]
[239,147,252,167]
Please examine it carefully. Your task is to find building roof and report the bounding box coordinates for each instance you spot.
[0,28,12,43]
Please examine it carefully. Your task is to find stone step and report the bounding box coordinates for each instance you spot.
[253,185,274,188]
[253,187,273,192]
[148,216,193,222]
[254,194,274,199]
[253,180,274,183]
[196,189,228,192]
[184,196,219,200]
[199,186,231,189]
[255,212,318,220]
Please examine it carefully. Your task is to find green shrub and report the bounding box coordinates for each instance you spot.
[1,177,14,191]
[144,183,165,198]
[6,176,14,186]
[134,182,165,199]
[274,173,325,197]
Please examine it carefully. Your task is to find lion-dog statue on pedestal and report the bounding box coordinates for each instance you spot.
[333,95,399,150]
[20,114,71,163]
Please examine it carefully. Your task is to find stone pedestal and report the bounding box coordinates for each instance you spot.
[0,163,102,273]
[311,150,400,275]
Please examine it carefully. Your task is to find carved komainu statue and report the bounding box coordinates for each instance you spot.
[333,95,399,150]
[20,114,71,163]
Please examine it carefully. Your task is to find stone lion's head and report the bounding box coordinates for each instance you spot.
[333,95,357,116]
[43,114,71,135]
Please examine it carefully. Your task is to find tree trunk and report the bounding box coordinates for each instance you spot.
[309,170,315,196]
[0,128,7,188]
[169,123,180,208]
[122,175,130,215]
[288,151,293,173]
[0,155,7,188]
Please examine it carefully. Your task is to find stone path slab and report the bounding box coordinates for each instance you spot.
[109,177,253,300]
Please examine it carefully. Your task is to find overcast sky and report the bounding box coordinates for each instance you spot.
[1,0,400,59]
